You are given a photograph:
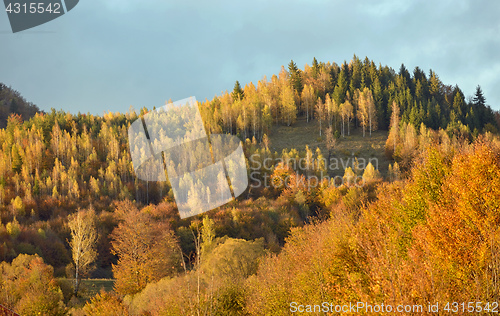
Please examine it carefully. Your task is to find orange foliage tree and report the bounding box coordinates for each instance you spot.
[110,201,183,295]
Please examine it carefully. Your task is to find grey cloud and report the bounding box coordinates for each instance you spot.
[0,0,498,113]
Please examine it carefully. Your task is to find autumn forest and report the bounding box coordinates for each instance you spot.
[1,55,500,315]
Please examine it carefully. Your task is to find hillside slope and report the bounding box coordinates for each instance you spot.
[269,117,390,177]
[0,83,40,128]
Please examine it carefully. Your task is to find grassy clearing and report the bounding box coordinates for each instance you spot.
[268,117,391,177]
[57,278,115,305]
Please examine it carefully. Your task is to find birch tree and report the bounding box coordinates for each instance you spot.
[301,84,315,122]
[68,207,98,297]
[341,100,353,137]
[281,84,296,126]
[385,101,401,157]
[361,87,377,136]
[315,97,326,137]
[355,89,368,137]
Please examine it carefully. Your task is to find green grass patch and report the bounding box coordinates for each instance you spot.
[57,278,115,305]
[268,117,390,177]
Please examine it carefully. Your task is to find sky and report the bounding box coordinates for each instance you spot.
[1,0,499,114]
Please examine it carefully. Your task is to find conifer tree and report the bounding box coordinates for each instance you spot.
[333,66,348,105]
[288,60,303,94]
[473,85,486,108]
[232,81,244,101]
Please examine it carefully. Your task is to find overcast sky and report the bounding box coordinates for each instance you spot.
[1,0,499,114]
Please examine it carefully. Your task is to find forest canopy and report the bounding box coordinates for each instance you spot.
[0,56,499,314]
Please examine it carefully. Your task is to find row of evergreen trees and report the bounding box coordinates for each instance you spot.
[198,56,497,141]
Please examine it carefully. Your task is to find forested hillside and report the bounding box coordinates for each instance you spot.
[0,56,499,314]
[198,55,498,140]
[0,83,40,128]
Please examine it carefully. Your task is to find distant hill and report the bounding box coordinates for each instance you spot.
[0,83,41,128]
[196,56,499,142]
